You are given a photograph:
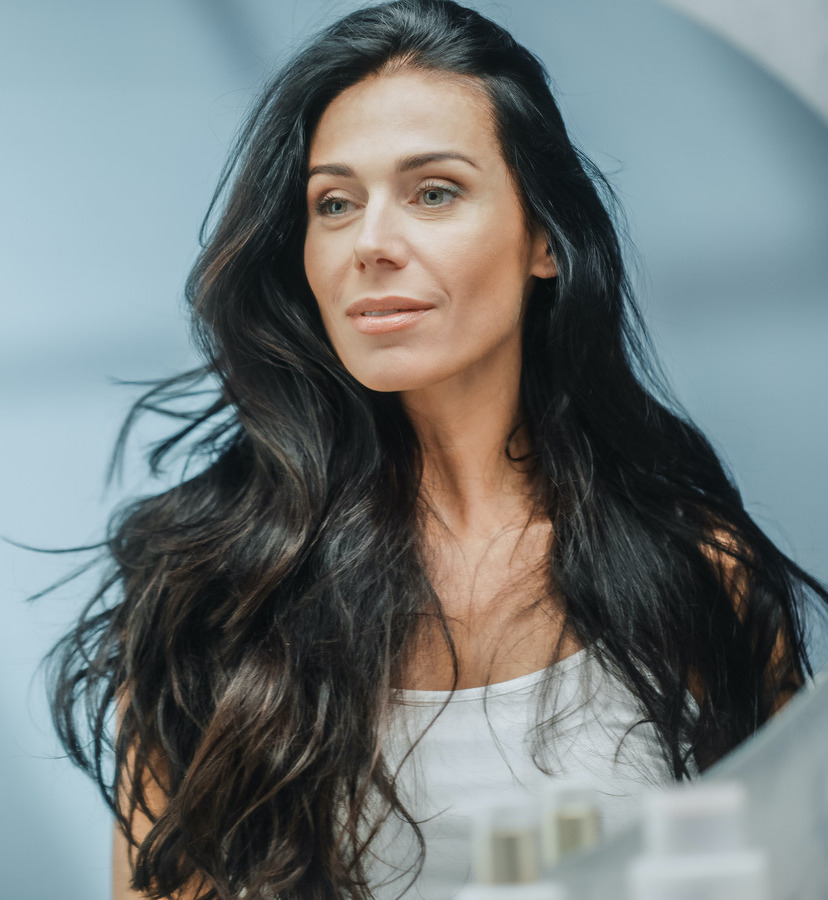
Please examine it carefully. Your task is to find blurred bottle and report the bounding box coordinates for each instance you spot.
[628,781,770,900]
[455,793,569,899]
[540,778,603,870]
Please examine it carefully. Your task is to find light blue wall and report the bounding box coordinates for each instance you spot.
[1,1,825,897]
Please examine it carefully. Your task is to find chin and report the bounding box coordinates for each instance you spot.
[341,360,443,395]
[351,372,425,394]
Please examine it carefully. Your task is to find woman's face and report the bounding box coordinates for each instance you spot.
[303,69,555,394]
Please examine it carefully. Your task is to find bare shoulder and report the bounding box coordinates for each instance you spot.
[112,767,212,900]
[112,695,209,900]
[112,822,148,900]
[700,525,803,713]
[111,747,171,900]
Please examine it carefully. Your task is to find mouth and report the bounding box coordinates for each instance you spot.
[346,296,435,317]
[346,297,435,335]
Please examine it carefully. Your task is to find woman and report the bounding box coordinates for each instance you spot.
[49,0,826,898]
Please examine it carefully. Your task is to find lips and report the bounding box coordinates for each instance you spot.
[345,296,435,335]
[345,296,435,317]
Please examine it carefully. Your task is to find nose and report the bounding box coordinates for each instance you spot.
[352,195,409,272]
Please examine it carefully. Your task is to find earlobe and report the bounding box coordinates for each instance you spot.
[540,250,557,279]
[531,239,557,280]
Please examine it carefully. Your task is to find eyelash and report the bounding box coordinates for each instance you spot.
[314,180,462,216]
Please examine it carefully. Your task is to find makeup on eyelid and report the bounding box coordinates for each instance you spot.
[303,70,555,394]
[312,180,464,218]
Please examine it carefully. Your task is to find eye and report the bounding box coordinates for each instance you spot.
[417,181,461,207]
[315,195,352,216]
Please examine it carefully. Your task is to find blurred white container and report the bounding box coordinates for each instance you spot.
[456,885,568,899]
[628,781,771,900]
[540,778,603,868]
[454,793,569,900]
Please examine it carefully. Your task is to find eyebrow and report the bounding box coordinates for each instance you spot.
[307,151,478,180]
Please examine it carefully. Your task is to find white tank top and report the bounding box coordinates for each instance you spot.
[366,648,694,899]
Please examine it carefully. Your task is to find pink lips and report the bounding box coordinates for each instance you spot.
[346,296,435,334]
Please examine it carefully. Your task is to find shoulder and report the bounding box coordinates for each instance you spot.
[113,694,210,900]
[698,524,803,714]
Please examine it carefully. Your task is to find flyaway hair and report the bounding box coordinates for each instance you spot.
[47,1,827,898]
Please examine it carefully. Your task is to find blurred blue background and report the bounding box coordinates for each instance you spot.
[1,1,826,897]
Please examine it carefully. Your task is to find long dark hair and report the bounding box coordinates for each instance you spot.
[48,1,827,898]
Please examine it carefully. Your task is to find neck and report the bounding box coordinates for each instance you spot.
[400,350,535,537]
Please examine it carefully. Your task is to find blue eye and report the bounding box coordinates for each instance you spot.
[317,196,350,216]
[419,182,460,207]
[423,188,447,205]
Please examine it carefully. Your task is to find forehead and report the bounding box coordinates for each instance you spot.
[307,70,502,168]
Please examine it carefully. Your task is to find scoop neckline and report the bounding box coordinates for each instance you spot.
[392,646,589,705]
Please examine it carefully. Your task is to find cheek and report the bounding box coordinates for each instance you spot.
[303,236,358,362]
[303,236,326,303]
[303,235,346,324]
[429,217,503,281]
[443,219,530,319]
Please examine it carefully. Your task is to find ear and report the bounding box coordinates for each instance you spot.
[529,234,557,279]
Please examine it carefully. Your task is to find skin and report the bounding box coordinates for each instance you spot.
[304,69,574,692]
[304,70,555,397]
[113,68,796,898]
[113,67,560,900]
